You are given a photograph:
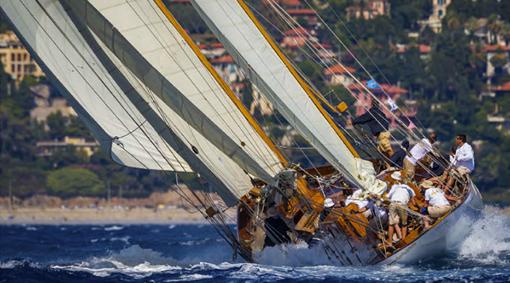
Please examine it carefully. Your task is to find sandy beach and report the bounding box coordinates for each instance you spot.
[0,206,207,225]
[0,189,234,224]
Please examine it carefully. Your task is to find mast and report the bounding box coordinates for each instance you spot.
[191,0,366,187]
[236,0,359,159]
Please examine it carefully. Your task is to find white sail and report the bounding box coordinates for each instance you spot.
[0,0,192,173]
[1,0,261,204]
[192,0,366,186]
[63,0,284,183]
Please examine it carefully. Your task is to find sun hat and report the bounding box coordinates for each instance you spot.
[390,171,402,181]
[420,180,434,189]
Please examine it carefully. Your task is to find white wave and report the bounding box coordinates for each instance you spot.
[109,236,131,244]
[168,224,176,229]
[0,260,40,269]
[459,205,510,264]
[25,226,37,231]
[165,274,213,282]
[104,225,124,231]
[255,241,334,266]
[51,245,182,278]
[189,262,242,271]
[180,238,210,246]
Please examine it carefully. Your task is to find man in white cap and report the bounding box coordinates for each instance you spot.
[320,198,336,222]
[345,189,371,218]
[387,171,416,243]
[421,180,452,229]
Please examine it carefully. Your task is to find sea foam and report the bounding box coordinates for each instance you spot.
[459,205,510,264]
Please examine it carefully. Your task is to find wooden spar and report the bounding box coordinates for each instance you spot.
[153,0,288,167]
[237,0,359,158]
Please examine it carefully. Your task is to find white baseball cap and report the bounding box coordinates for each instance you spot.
[324,198,335,208]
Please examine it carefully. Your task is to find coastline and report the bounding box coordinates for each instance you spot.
[0,207,208,225]
[0,189,232,225]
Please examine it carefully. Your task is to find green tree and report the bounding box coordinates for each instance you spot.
[46,167,104,198]
[390,0,431,31]
[46,111,67,140]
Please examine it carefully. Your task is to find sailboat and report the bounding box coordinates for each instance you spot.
[0,0,482,265]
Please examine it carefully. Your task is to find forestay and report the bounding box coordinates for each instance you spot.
[63,0,284,185]
[0,0,193,173]
[192,0,369,187]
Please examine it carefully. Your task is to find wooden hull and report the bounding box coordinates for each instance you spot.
[237,180,483,265]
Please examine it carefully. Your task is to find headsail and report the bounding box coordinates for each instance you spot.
[0,0,192,173]
[191,0,368,187]
[62,0,285,184]
[1,0,277,205]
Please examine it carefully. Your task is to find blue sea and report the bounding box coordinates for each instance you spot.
[1,206,510,282]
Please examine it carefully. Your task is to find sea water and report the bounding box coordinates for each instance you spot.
[1,206,509,282]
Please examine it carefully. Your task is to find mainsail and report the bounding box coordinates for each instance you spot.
[191,0,373,188]
[1,0,287,205]
[62,0,285,184]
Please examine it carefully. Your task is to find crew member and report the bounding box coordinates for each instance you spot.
[345,189,371,218]
[386,171,416,243]
[390,140,410,168]
[352,105,392,158]
[445,134,475,192]
[421,180,452,229]
[403,131,437,182]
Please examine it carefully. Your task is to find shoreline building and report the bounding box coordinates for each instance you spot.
[0,31,44,84]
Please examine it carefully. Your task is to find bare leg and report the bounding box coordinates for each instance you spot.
[388,225,394,243]
[401,225,407,240]
[445,174,455,192]
[394,224,402,240]
[423,217,431,229]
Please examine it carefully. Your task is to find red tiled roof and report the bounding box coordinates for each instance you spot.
[287,8,316,16]
[418,44,431,53]
[483,44,510,52]
[491,81,510,92]
[383,84,408,95]
[280,0,301,6]
[324,64,356,76]
[197,42,224,50]
[210,42,224,49]
[396,44,431,54]
[284,27,309,37]
[312,42,333,50]
[211,55,233,64]
[348,81,407,95]
[280,36,306,48]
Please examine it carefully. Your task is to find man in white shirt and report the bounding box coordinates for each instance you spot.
[403,131,437,182]
[445,134,475,191]
[386,171,416,243]
[421,180,452,228]
[451,134,475,174]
